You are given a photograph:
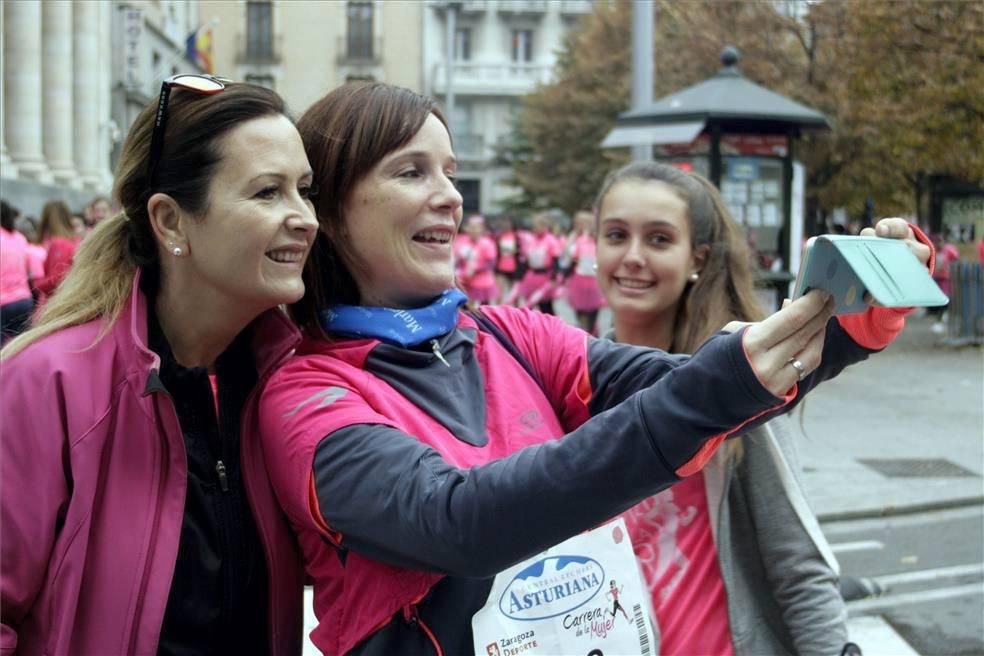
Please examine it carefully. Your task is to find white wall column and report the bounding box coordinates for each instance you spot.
[0,5,17,178]
[96,0,114,191]
[3,0,52,182]
[479,6,499,62]
[73,1,101,190]
[42,0,78,186]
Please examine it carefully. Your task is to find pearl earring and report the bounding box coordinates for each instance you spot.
[689,272,699,282]
[592,262,598,273]
[172,246,183,256]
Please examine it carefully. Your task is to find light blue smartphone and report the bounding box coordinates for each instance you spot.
[792,235,948,315]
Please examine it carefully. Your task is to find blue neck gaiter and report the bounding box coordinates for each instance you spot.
[317,288,468,347]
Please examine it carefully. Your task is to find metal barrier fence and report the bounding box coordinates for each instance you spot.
[946,261,984,346]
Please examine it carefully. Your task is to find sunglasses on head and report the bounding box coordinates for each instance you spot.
[147,74,232,187]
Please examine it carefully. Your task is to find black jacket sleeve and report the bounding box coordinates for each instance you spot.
[313,330,785,577]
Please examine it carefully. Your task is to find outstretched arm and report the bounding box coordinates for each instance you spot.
[260,328,789,578]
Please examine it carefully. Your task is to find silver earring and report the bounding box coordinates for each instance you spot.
[689,272,699,282]
[592,262,598,272]
[172,246,183,256]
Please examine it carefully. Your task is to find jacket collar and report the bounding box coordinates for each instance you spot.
[119,270,301,394]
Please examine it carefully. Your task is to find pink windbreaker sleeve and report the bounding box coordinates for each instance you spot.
[1,350,72,654]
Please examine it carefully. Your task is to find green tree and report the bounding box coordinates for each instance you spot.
[507,0,983,220]
[501,1,632,216]
[803,0,984,217]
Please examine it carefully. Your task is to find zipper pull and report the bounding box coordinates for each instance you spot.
[430,339,450,367]
[403,605,419,630]
[215,460,229,492]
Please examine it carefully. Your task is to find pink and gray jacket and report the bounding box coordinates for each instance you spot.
[0,274,306,656]
[258,299,911,656]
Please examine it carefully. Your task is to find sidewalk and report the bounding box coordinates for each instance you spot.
[571,301,983,521]
[847,616,919,656]
[793,311,984,522]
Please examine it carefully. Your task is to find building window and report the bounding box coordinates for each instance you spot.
[347,1,374,59]
[511,29,533,62]
[245,73,276,90]
[454,27,472,61]
[246,1,273,59]
[457,179,481,214]
[450,103,471,139]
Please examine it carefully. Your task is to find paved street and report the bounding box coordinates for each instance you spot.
[796,310,984,655]
[826,506,983,655]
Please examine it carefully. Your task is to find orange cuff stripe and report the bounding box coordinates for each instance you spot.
[576,335,593,407]
[675,383,797,477]
[837,308,908,350]
[308,475,344,547]
[675,434,726,477]
[909,223,936,275]
[834,223,931,351]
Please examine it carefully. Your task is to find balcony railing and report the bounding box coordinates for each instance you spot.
[431,0,489,15]
[434,61,553,96]
[236,33,283,66]
[452,133,486,161]
[460,0,491,13]
[497,0,548,16]
[558,0,593,15]
[336,36,383,65]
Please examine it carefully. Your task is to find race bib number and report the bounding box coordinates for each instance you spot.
[472,518,657,656]
[527,248,547,270]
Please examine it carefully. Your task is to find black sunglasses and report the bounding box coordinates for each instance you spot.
[147,74,231,187]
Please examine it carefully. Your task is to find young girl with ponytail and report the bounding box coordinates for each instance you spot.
[594,161,932,656]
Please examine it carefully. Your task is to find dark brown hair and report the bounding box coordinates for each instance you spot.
[116,83,287,286]
[4,82,286,358]
[291,81,449,338]
[595,161,764,353]
[0,200,17,231]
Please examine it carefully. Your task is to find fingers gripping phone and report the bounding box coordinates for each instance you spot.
[792,235,948,315]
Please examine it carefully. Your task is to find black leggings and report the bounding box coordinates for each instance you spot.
[1,298,34,342]
[576,310,599,335]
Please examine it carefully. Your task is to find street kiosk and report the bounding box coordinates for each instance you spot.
[603,46,831,309]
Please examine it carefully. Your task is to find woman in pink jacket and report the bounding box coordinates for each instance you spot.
[513,212,562,314]
[563,209,606,335]
[0,200,34,341]
[455,215,499,306]
[34,200,79,301]
[1,76,316,655]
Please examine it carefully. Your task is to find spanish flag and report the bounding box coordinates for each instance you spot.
[185,26,214,74]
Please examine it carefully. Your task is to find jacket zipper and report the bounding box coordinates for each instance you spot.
[215,459,229,492]
[430,339,451,367]
[130,392,183,654]
[404,604,444,656]
[239,341,299,656]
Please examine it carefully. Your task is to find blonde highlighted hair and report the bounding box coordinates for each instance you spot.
[2,82,287,360]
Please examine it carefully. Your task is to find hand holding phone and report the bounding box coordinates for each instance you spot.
[792,235,947,315]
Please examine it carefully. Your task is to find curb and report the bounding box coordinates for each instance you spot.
[817,495,984,524]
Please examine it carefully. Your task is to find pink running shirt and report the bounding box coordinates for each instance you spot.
[622,472,734,656]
